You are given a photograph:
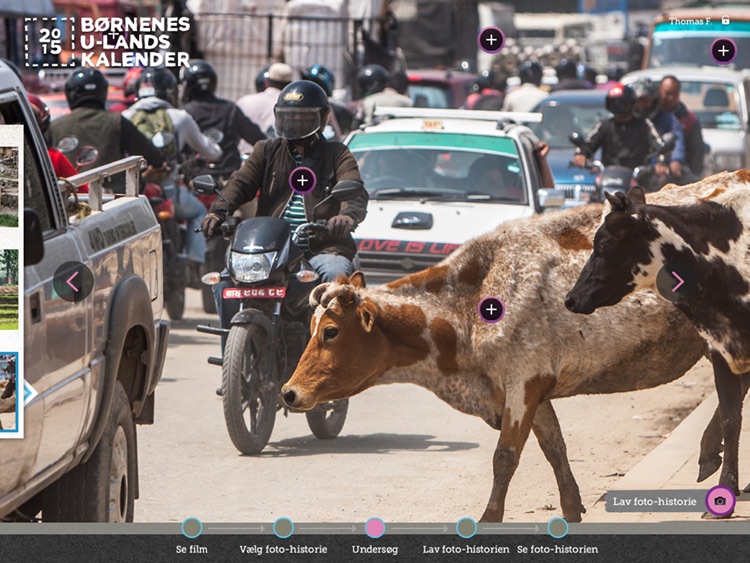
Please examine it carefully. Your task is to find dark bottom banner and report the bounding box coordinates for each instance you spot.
[1,534,747,562]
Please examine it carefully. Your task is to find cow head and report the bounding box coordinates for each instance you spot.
[281,272,388,410]
[565,187,660,314]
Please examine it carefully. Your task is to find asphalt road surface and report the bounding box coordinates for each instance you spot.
[137,290,713,524]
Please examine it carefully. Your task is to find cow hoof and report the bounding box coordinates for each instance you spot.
[744,483,750,493]
[697,454,722,482]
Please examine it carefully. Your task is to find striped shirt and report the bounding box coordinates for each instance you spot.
[283,145,310,248]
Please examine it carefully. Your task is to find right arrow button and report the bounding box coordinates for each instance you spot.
[671,271,685,292]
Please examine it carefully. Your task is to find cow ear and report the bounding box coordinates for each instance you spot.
[359,300,377,332]
[604,212,637,240]
[626,186,646,205]
[310,283,331,307]
[605,190,628,212]
[350,271,367,288]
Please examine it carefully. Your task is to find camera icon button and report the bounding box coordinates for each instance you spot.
[705,485,736,517]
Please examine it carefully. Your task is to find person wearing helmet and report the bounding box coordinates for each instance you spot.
[28,93,83,191]
[236,62,293,148]
[302,64,354,136]
[354,64,412,125]
[502,61,548,112]
[201,80,368,353]
[124,67,222,286]
[632,78,692,184]
[571,83,668,175]
[48,67,165,193]
[180,59,265,178]
[550,58,590,92]
[255,66,270,93]
[464,69,506,111]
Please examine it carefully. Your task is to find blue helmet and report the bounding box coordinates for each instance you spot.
[301,64,335,97]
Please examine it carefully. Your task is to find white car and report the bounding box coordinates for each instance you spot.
[623,67,750,173]
[345,107,565,283]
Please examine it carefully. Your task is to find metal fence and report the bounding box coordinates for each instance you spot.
[195,12,389,102]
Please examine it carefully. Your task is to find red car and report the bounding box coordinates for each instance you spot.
[407,69,476,109]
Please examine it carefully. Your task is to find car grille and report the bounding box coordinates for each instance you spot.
[557,184,599,205]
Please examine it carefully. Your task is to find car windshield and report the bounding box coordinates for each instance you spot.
[529,103,611,148]
[676,80,742,130]
[408,84,452,109]
[349,132,528,204]
[648,22,750,71]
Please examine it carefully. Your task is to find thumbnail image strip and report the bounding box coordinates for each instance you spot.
[0,146,18,227]
[0,352,18,432]
[0,249,18,330]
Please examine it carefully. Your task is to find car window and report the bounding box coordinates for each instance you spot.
[350,132,527,204]
[530,103,611,148]
[678,81,742,131]
[408,85,450,109]
[649,23,750,71]
[0,99,55,231]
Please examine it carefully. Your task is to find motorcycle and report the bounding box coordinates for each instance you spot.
[569,132,677,199]
[194,175,359,455]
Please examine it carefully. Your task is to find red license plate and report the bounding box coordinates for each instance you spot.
[222,287,286,299]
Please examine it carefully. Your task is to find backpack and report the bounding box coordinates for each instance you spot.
[130,108,177,180]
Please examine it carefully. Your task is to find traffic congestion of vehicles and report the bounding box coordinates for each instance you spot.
[2,0,750,533]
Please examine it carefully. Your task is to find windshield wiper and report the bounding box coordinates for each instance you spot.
[370,187,464,199]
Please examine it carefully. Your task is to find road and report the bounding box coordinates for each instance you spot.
[137,290,714,524]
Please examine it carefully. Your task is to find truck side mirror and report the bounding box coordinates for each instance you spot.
[25,209,44,266]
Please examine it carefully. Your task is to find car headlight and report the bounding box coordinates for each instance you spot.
[229,251,277,283]
[713,153,743,172]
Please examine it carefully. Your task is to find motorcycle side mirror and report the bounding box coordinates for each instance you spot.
[658,133,676,155]
[76,146,99,167]
[152,131,174,149]
[57,135,79,153]
[204,128,224,143]
[193,174,218,195]
[569,132,584,147]
[331,180,363,200]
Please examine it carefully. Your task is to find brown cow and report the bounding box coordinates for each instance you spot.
[281,180,729,522]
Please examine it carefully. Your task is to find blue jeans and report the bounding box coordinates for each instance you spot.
[213,253,355,353]
[164,184,206,264]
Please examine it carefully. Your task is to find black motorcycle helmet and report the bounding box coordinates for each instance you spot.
[65,67,108,110]
[301,64,335,97]
[136,67,179,106]
[473,69,495,92]
[358,64,389,97]
[632,77,660,117]
[518,61,543,86]
[274,80,331,141]
[555,58,578,80]
[255,66,270,93]
[180,59,217,100]
[605,83,636,116]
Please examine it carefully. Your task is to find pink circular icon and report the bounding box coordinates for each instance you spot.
[364,517,386,538]
[289,166,317,194]
[705,485,736,516]
[478,27,505,54]
[478,296,505,323]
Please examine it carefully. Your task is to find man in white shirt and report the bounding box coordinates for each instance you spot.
[502,61,548,113]
[237,63,293,152]
[354,64,412,125]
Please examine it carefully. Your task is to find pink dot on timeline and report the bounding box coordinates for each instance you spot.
[364,517,386,538]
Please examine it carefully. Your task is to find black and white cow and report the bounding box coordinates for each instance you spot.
[566,180,750,501]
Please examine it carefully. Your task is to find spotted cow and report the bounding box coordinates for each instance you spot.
[566,171,750,499]
[279,176,750,522]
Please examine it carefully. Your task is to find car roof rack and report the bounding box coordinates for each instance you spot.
[371,106,542,126]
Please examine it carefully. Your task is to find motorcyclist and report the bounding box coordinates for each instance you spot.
[464,69,506,111]
[550,58,590,92]
[48,67,165,193]
[354,64,412,125]
[302,64,355,137]
[502,61,547,112]
[632,78,694,185]
[201,80,368,352]
[571,83,668,176]
[236,62,293,145]
[123,67,223,287]
[179,59,265,179]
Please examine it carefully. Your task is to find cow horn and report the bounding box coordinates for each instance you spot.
[320,285,358,308]
[310,283,330,307]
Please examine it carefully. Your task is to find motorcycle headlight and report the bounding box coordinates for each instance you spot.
[229,251,277,283]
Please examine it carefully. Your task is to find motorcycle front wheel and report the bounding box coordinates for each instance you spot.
[306,399,349,439]
[222,323,277,454]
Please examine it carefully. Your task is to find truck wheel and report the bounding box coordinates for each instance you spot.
[43,382,136,522]
[306,399,348,439]
[166,289,186,321]
[222,323,277,454]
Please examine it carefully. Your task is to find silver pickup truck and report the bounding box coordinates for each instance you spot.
[0,63,169,522]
